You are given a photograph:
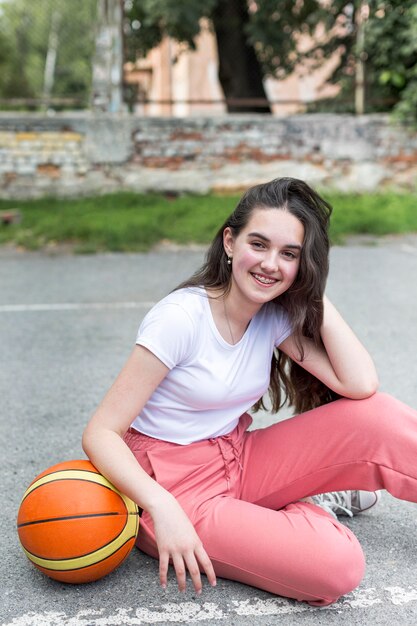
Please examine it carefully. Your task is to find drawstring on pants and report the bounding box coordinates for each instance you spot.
[209,433,243,489]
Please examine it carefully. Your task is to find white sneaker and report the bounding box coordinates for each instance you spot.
[312,490,381,519]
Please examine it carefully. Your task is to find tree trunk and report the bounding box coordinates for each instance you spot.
[42,10,61,110]
[92,0,124,112]
[211,0,271,113]
[354,0,368,115]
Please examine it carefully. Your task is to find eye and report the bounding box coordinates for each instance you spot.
[282,250,298,260]
[250,240,266,249]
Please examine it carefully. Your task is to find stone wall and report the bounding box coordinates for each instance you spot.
[1,112,416,199]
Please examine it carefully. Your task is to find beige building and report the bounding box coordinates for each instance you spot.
[124,20,340,117]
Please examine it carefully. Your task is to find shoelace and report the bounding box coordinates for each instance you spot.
[313,491,354,518]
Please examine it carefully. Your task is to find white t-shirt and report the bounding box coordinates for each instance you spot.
[130,287,292,444]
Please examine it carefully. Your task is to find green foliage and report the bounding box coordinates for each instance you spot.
[0,1,34,99]
[362,1,417,118]
[244,0,325,78]
[0,0,96,107]
[0,191,416,253]
[123,0,218,60]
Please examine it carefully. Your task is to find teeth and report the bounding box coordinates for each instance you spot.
[253,273,276,284]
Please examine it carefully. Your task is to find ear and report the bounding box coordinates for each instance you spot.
[223,227,234,257]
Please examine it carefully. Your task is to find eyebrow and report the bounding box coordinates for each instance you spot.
[247,232,303,249]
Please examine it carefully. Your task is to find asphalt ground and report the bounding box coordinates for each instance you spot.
[1,236,417,626]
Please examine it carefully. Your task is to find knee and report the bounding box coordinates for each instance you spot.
[312,527,366,605]
[363,391,404,413]
[344,391,409,433]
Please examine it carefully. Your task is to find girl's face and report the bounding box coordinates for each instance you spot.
[223,208,304,310]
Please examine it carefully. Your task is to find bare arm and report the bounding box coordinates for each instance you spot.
[278,295,379,399]
[82,345,216,593]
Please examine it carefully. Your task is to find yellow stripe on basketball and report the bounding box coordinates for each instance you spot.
[20,469,139,572]
[22,469,136,513]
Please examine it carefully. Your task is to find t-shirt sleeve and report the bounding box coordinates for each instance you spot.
[274,307,293,347]
[136,302,196,369]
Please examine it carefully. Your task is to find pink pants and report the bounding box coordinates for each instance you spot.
[124,392,417,606]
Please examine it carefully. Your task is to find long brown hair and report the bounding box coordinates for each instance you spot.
[176,177,339,414]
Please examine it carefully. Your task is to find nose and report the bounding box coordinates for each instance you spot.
[260,250,280,273]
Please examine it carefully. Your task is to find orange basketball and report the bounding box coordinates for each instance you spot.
[17,460,140,584]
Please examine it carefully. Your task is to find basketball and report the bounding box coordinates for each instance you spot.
[17,460,140,584]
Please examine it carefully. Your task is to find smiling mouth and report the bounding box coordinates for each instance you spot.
[251,273,278,285]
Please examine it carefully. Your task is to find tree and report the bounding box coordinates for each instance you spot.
[123,0,279,113]
[366,1,417,122]
[123,0,344,113]
[123,0,417,120]
[0,0,97,107]
[300,0,417,120]
[92,0,125,112]
[0,1,35,101]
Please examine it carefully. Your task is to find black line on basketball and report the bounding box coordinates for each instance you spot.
[17,511,123,528]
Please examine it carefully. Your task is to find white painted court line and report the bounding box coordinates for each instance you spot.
[0,302,156,313]
[3,586,417,625]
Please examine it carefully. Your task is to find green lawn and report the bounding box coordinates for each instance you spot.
[0,190,416,253]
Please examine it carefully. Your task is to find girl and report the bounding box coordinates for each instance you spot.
[83,177,417,607]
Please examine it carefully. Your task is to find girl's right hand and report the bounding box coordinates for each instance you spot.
[150,494,217,594]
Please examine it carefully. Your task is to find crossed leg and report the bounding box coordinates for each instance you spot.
[194,393,417,605]
[129,392,417,605]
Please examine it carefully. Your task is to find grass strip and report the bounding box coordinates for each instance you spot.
[0,191,416,253]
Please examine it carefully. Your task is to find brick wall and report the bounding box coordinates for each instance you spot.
[1,113,416,199]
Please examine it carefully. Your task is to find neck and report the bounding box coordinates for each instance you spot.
[224,282,262,326]
[221,284,262,343]
[206,286,257,345]
[223,296,236,344]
